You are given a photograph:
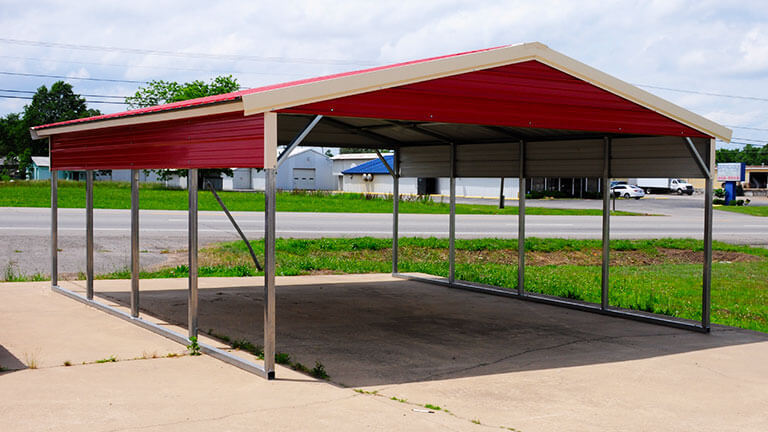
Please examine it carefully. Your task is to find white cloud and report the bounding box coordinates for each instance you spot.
[0,0,765,145]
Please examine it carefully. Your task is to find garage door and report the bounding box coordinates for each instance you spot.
[293,168,316,190]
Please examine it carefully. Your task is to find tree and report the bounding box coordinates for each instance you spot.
[716,144,768,165]
[125,76,241,186]
[0,81,99,179]
[125,75,240,109]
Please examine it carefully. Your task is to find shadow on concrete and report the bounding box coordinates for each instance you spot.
[0,344,27,372]
[98,277,767,387]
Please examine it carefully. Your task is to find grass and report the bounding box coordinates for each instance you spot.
[94,237,768,333]
[715,205,768,217]
[205,329,329,379]
[0,180,644,216]
[95,355,117,363]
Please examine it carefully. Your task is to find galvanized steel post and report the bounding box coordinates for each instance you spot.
[702,173,713,331]
[449,143,456,283]
[392,149,399,274]
[263,111,277,379]
[188,169,198,338]
[130,169,140,317]
[601,137,611,310]
[518,140,525,296]
[86,170,94,300]
[51,170,58,287]
[264,168,276,378]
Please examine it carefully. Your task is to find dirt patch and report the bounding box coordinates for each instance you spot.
[150,244,763,273]
[402,247,762,267]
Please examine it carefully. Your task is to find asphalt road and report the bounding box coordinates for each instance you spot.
[2,195,767,277]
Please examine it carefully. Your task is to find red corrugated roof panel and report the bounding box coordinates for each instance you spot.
[32,45,509,130]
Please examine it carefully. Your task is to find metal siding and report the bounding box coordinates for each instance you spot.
[51,112,265,170]
[611,136,703,178]
[281,61,708,138]
[400,145,450,177]
[526,139,604,177]
[456,143,519,177]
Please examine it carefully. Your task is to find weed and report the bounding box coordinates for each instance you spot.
[0,365,6,372]
[95,355,117,363]
[166,353,179,358]
[63,360,72,367]
[274,352,291,364]
[23,352,38,369]
[292,361,309,373]
[472,419,481,425]
[354,389,378,395]
[14,250,21,253]
[230,338,264,358]
[187,336,202,356]
[311,361,329,379]
[424,403,441,411]
[390,396,407,403]
[142,350,158,359]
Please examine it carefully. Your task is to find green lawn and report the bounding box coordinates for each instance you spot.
[0,180,643,216]
[91,237,768,333]
[715,205,768,217]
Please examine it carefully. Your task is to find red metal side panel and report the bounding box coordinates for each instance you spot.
[280,61,709,138]
[51,112,265,170]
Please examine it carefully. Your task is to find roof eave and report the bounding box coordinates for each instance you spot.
[30,99,244,139]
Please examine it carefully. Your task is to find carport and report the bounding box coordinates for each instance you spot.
[31,42,732,380]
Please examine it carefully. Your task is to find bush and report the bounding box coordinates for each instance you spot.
[714,188,726,198]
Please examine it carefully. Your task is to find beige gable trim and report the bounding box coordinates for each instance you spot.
[241,42,731,142]
[31,101,244,139]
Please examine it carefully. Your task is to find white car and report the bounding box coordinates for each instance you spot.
[611,184,645,199]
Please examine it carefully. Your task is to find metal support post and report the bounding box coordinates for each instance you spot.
[601,137,611,310]
[264,168,277,378]
[702,175,713,331]
[449,143,456,283]
[187,169,198,338]
[499,177,505,208]
[130,169,140,317]
[86,170,94,299]
[392,149,399,274]
[51,171,58,287]
[518,141,526,296]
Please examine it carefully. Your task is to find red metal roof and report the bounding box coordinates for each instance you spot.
[281,60,710,138]
[32,45,509,130]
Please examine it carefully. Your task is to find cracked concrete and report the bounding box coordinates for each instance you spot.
[2,275,768,431]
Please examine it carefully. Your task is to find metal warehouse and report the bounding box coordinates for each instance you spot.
[31,42,732,379]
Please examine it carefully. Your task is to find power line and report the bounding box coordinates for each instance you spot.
[0,88,128,99]
[0,54,308,78]
[0,71,147,84]
[726,125,768,132]
[635,83,768,102]
[0,37,377,67]
[731,136,768,143]
[0,94,126,105]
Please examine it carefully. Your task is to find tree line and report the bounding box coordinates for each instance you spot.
[716,144,768,166]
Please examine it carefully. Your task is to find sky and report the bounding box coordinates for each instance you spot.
[0,0,766,149]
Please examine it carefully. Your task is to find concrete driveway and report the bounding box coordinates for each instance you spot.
[3,274,765,431]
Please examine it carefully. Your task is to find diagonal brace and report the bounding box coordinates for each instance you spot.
[375,150,396,178]
[205,180,262,271]
[684,137,711,178]
[277,115,323,168]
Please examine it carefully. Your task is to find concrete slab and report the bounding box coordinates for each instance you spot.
[3,275,768,431]
[0,282,185,369]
